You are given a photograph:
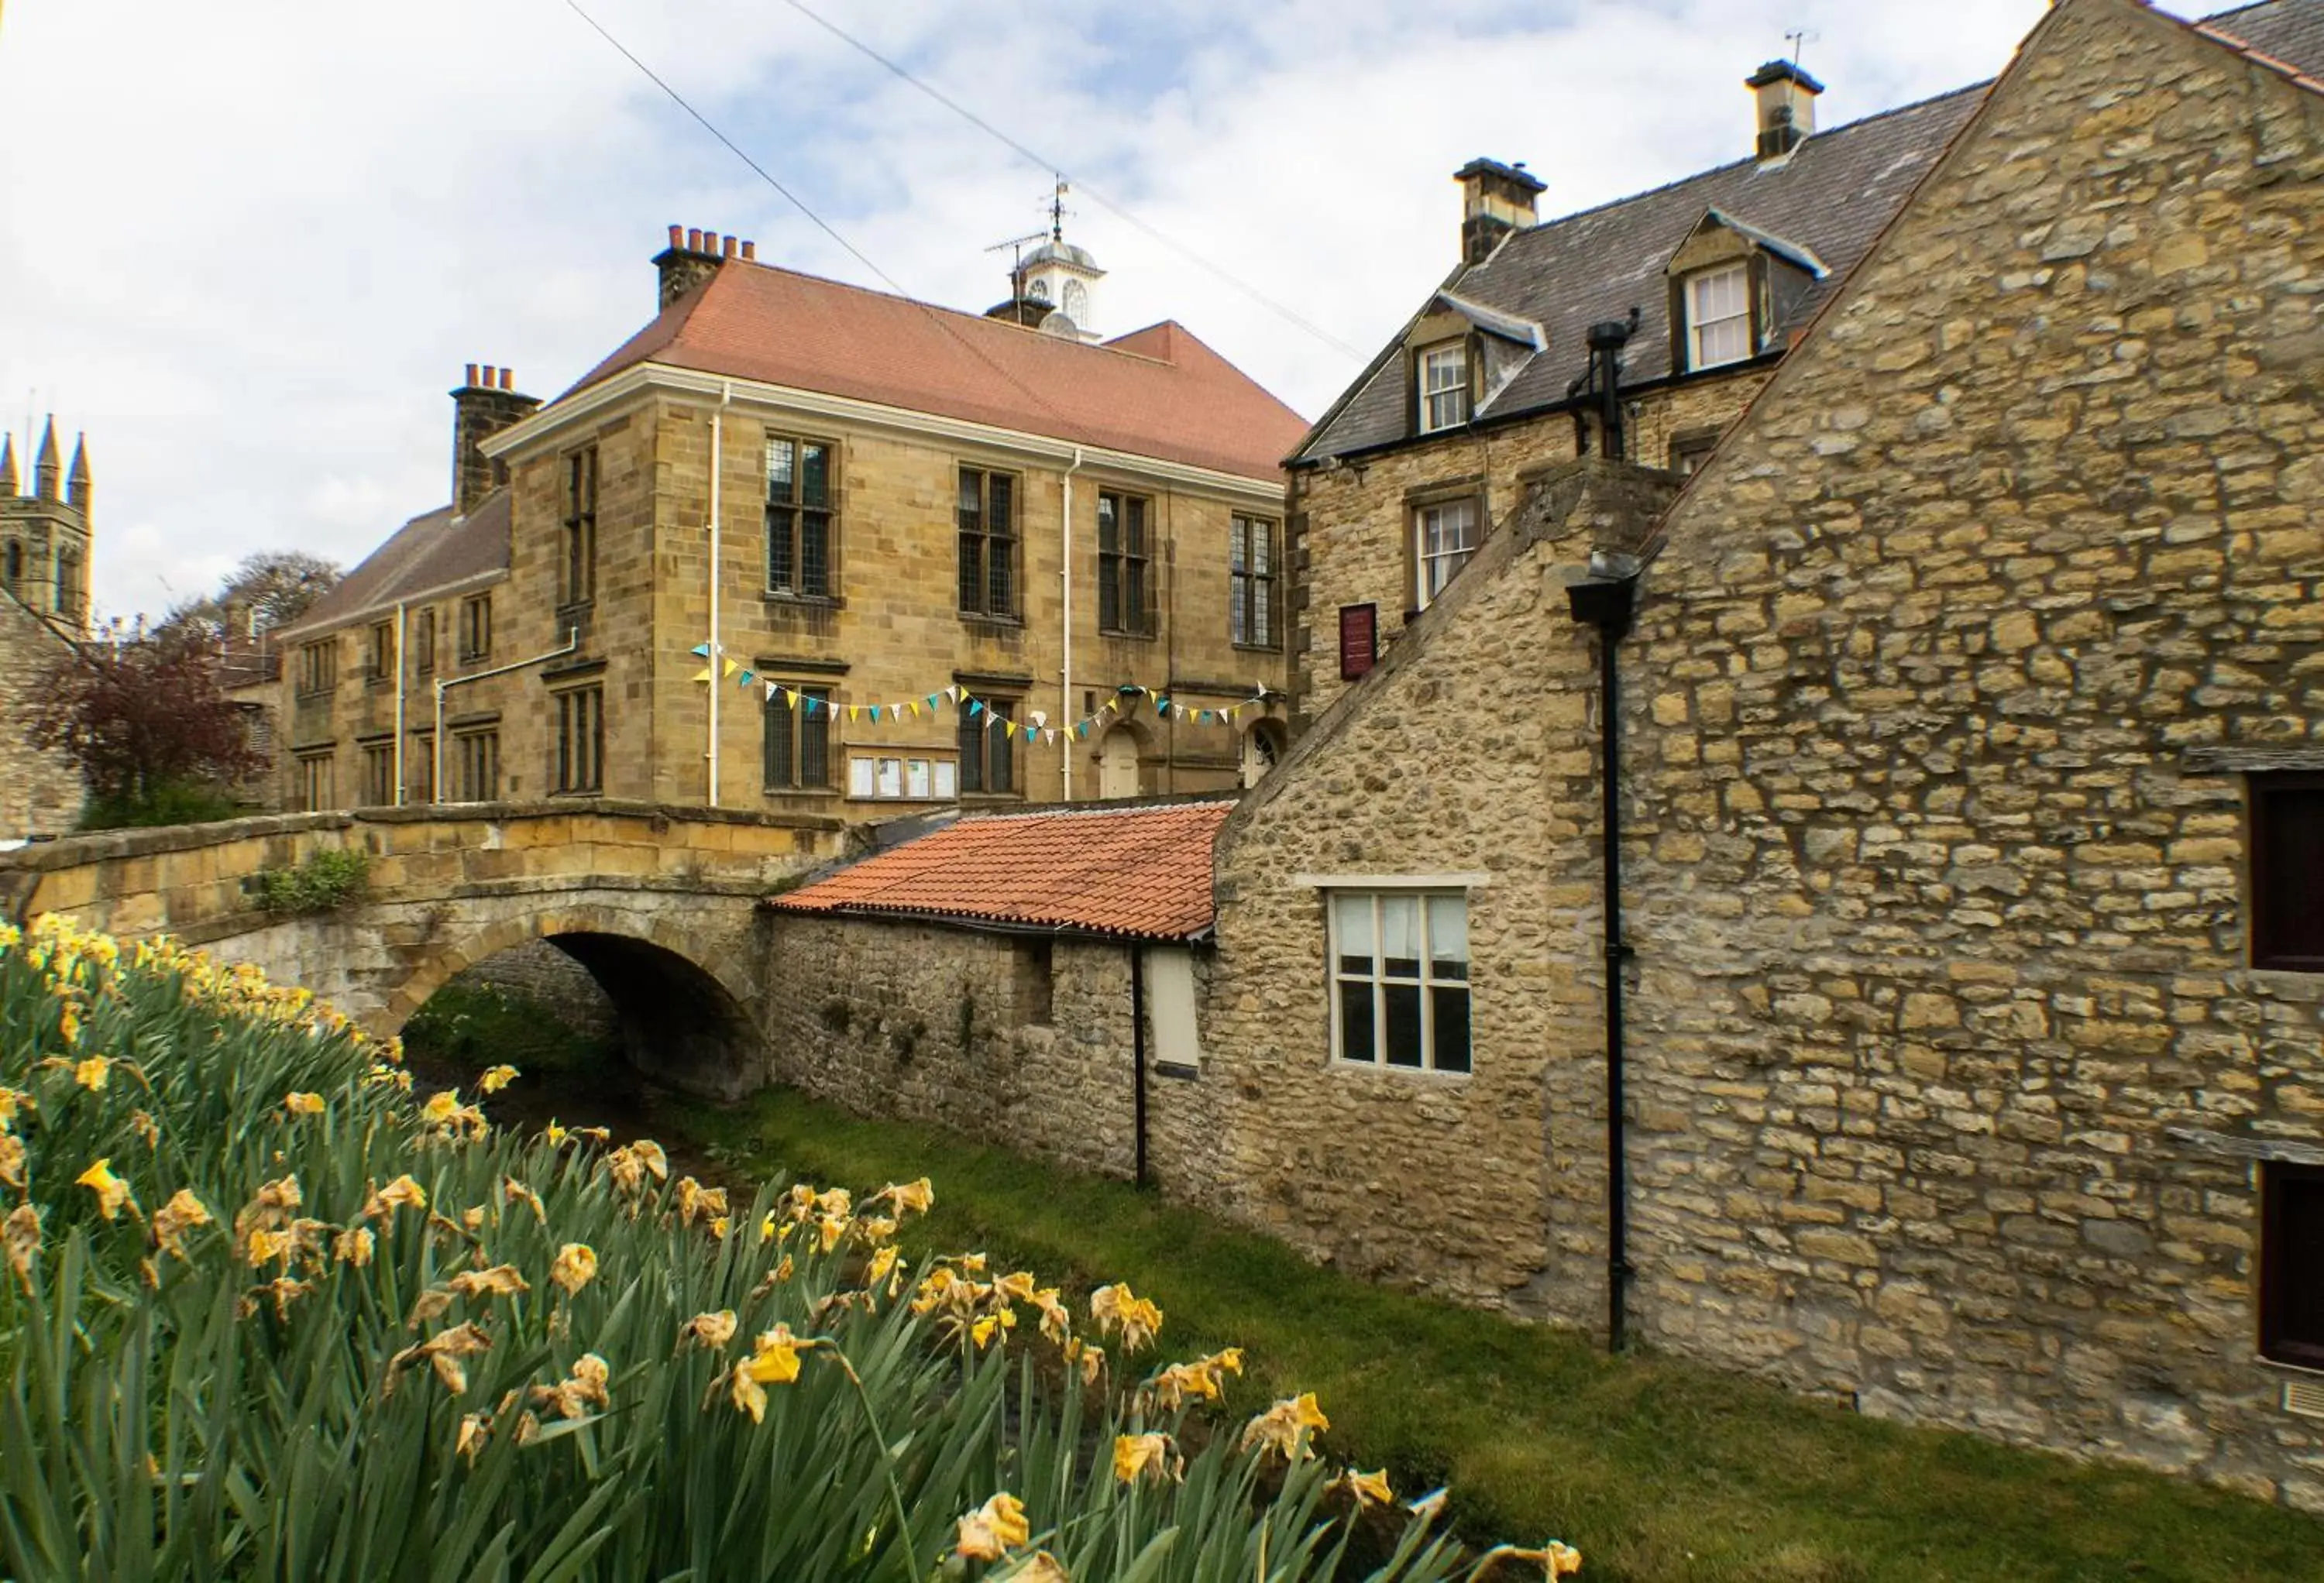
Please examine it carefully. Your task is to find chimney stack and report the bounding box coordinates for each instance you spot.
[450,364,541,515]
[653,222,756,311]
[1747,60,1822,161]
[1452,159,1545,267]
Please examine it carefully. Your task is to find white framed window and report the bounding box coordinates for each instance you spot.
[1417,344,1469,433]
[847,754,956,802]
[1328,890,1471,1072]
[1413,499,1479,608]
[1686,263,1752,369]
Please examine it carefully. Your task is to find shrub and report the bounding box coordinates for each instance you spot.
[76,777,246,832]
[249,847,370,914]
[0,920,1502,1581]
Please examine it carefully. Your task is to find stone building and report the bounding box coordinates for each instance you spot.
[1189,0,2324,1506]
[270,229,1305,816]
[0,420,94,837]
[1285,56,1987,723]
[762,798,1234,1183]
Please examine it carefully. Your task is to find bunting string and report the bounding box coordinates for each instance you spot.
[686,642,1270,746]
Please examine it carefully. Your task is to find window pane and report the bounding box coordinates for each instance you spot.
[801,512,829,598]
[1099,561,1120,631]
[1126,496,1147,555]
[766,438,796,501]
[1380,895,1421,977]
[988,537,1012,616]
[1098,494,1119,553]
[1428,895,1469,970]
[906,759,931,799]
[1230,572,1249,646]
[799,442,830,507]
[934,760,958,798]
[992,716,1014,793]
[2267,1165,2324,1364]
[876,758,902,798]
[768,505,795,590]
[1332,893,1373,973]
[988,473,1014,538]
[958,707,983,792]
[1253,522,1273,575]
[1339,980,1376,1063]
[1698,317,1750,366]
[849,756,876,797]
[957,469,982,531]
[2257,781,2324,965]
[801,693,830,788]
[1432,986,1472,1072]
[959,534,982,611]
[1383,984,1424,1066]
[1126,561,1146,633]
[1229,517,1249,571]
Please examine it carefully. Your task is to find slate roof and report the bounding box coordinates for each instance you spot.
[567,263,1308,482]
[276,491,510,640]
[1294,0,2324,465]
[767,798,1238,942]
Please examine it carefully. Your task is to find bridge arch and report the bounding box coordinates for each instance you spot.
[388,904,760,1098]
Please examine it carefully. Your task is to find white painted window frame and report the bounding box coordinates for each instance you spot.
[1686,263,1752,370]
[1324,888,1473,1073]
[1417,343,1470,433]
[1412,498,1480,609]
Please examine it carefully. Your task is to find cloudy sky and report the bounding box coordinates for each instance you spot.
[4,0,2216,621]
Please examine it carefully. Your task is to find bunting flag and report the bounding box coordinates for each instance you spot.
[680,642,1273,739]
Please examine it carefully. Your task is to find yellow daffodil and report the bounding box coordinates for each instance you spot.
[75,1158,135,1221]
[129,1109,160,1147]
[682,1310,737,1349]
[1028,1286,1071,1345]
[421,1090,462,1124]
[448,1264,530,1300]
[743,1324,806,1386]
[633,1140,669,1181]
[0,1133,23,1191]
[996,1271,1038,1303]
[282,1091,326,1116]
[866,1245,899,1288]
[812,1186,851,1219]
[477,1064,519,1094]
[503,1176,545,1224]
[407,1289,456,1326]
[816,1213,848,1253]
[333,1227,375,1267]
[1009,1554,1071,1583]
[1112,1432,1177,1485]
[955,1492,1030,1561]
[1239,1392,1329,1461]
[73,1056,108,1091]
[150,1188,211,1261]
[386,1321,492,1397]
[456,1412,490,1462]
[57,1002,81,1046]
[1476,1542,1583,1579]
[881,1176,934,1217]
[242,1225,293,1266]
[1088,1282,1164,1351]
[460,1205,488,1231]
[363,1174,428,1220]
[773,1253,794,1283]
[5,1204,41,1289]
[0,1084,30,1128]
[971,1307,1017,1349]
[543,1121,569,1148]
[550,1242,597,1295]
[1339,1468,1394,1508]
[253,1276,313,1320]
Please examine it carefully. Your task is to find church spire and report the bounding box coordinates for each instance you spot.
[67,433,90,516]
[0,433,15,496]
[33,417,59,501]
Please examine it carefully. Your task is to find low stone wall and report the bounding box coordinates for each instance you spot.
[759,913,1220,1187]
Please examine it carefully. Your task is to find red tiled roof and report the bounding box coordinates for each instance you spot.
[566,263,1308,482]
[768,799,1237,941]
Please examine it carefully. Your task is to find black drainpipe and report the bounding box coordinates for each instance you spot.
[1129,945,1150,1187]
[1566,564,1639,1351]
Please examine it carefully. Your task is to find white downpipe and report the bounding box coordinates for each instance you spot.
[1061,447,1084,802]
[432,627,579,803]
[706,383,732,808]
[391,600,407,805]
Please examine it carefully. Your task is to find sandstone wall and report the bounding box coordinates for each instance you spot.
[0,599,84,837]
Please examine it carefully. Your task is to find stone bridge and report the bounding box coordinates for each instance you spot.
[0,801,848,1095]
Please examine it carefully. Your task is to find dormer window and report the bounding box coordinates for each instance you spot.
[1685,263,1752,369]
[1418,344,1470,434]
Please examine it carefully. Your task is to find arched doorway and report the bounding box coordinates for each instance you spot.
[1241,720,1287,788]
[1098,726,1141,799]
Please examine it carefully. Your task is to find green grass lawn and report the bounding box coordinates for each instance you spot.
[671,1086,2324,1583]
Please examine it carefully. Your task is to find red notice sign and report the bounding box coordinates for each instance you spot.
[1339,603,1377,682]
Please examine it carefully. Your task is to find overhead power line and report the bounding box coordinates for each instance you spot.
[781,0,1367,363]
[560,0,1088,437]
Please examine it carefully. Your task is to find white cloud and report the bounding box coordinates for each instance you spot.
[4,0,2211,620]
